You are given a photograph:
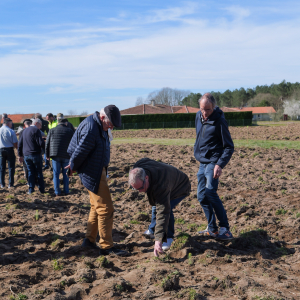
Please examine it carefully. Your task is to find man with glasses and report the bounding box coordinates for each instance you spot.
[194,93,234,240]
[129,158,191,257]
[66,105,128,256]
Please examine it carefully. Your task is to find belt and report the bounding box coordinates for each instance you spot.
[0,147,13,149]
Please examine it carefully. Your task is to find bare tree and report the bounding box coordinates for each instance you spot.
[80,110,88,116]
[283,99,300,119]
[68,109,78,116]
[135,97,144,106]
[146,87,190,106]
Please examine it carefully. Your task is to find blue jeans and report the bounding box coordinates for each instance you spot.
[52,157,69,195]
[44,153,49,168]
[24,154,45,193]
[0,147,15,187]
[197,162,229,232]
[148,196,186,239]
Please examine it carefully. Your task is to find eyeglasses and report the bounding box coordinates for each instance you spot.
[133,178,145,191]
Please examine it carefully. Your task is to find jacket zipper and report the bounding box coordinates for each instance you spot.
[201,123,207,139]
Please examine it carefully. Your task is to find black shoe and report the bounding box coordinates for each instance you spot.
[43,166,49,171]
[81,238,99,250]
[99,247,128,256]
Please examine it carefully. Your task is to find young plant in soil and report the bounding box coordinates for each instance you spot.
[35,210,39,221]
[9,294,28,300]
[52,259,63,270]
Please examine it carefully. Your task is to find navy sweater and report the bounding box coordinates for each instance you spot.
[18,126,45,157]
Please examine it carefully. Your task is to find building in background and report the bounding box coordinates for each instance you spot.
[220,107,276,121]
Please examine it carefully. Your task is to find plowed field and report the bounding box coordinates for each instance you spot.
[1,128,300,300]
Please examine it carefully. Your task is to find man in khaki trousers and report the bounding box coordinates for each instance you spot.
[66,105,127,256]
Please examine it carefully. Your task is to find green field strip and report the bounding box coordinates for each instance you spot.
[112,138,300,149]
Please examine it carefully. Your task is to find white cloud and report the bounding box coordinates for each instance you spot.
[0,2,299,92]
[224,5,251,20]
[145,2,198,23]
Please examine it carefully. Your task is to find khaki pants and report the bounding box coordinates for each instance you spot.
[86,169,114,249]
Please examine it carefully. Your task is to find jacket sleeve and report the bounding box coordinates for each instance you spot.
[216,118,234,169]
[36,130,45,150]
[69,129,96,171]
[18,134,23,157]
[153,188,171,243]
[45,131,51,158]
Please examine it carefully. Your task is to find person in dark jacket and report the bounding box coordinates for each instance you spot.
[35,113,49,134]
[18,119,32,184]
[45,119,74,196]
[35,113,50,170]
[129,158,191,257]
[56,113,75,133]
[18,118,45,194]
[194,93,234,240]
[66,105,127,256]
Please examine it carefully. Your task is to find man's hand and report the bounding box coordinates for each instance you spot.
[213,165,222,179]
[154,241,164,257]
[64,164,74,177]
[19,157,24,163]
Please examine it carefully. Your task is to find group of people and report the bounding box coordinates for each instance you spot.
[0,92,234,257]
[0,112,75,196]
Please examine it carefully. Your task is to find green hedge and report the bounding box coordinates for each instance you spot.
[67,116,86,127]
[121,111,252,123]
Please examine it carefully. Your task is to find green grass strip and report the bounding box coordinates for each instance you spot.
[112,138,300,149]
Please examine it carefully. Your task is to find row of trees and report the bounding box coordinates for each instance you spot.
[136,81,300,112]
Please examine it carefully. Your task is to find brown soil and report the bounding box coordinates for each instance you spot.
[113,123,300,141]
[1,142,300,299]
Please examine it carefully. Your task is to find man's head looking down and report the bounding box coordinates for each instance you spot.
[128,168,149,193]
[199,93,216,120]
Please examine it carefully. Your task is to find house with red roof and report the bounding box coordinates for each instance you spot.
[1,113,35,125]
[120,101,199,115]
[220,107,276,121]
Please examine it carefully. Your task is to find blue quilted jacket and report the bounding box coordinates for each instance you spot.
[67,112,108,193]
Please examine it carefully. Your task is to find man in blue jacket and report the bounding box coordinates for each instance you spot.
[66,105,128,256]
[194,93,234,240]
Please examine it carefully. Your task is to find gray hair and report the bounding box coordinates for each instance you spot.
[199,93,217,108]
[35,113,42,119]
[99,108,110,122]
[128,168,146,186]
[32,118,42,125]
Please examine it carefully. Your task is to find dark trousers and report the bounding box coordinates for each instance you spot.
[0,147,15,187]
[24,154,45,193]
[148,196,186,239]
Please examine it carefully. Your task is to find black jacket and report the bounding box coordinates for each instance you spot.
[45,124,74,159]
[134,158,191,243]
[66,122,75,133]
[38,117,49,134]
[194,107,234,168]
[18,126,45,157]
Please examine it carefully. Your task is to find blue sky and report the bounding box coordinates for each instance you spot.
[0,0,300,115]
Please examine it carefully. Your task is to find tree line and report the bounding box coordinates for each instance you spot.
[136,80,300,111]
